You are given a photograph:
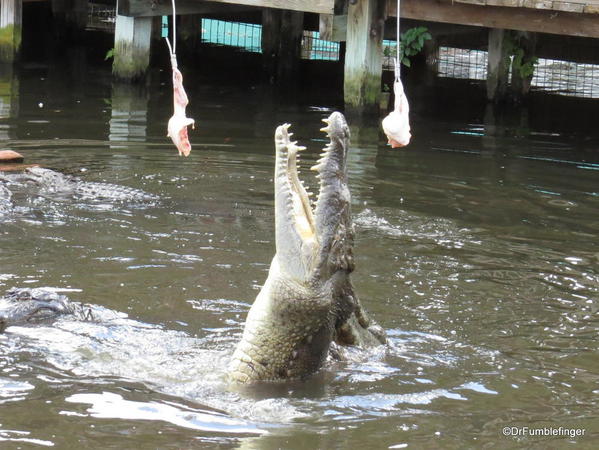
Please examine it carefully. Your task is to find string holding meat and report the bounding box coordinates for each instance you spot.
[381,78,411,148]
[167,58,195,157]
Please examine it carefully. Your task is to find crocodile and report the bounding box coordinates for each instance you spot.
[0,167,157,203]
[228,111,385,384]
[0,288,93,333]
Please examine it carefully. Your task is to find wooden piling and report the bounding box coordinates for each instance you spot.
[0,0,22,63]
[344,0,385,115]
[179,15,201,58]
[486,28,509,102]
[261,9,282,83]
[51,0,88,40]
[277,10,303,84]
[261,9,303,85]
[113,15,153,81]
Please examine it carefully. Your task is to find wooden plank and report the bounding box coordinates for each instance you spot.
[390,0,599,38]
[456,0,593,11]
[488,1,523,6]
[521,0,555,8]
[206,0,333,14]
[119,0,334,17]
[552,1,585,12]
[118,0,252,17]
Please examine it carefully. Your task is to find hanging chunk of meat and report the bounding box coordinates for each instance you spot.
[167,64,195,157]
[382,79,411,148]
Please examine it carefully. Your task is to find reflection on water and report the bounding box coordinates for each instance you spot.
[109,84,148,145]
[0,55,599,449]
[64,392,266,434]
[0,65,18,141]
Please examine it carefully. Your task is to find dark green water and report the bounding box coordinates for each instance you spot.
[0,59,598,449]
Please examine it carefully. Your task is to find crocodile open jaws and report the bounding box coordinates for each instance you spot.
[228,112,385,384]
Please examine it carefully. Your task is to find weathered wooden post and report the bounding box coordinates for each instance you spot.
[261,9,282,83]
[486,28,509,103]
[51,0,88,39]
[0,0,22,63]
[261,9,303,85]
[179,14,201,58]
[344,0,385,115]
[277,10,304,84]
[113,14,153,81]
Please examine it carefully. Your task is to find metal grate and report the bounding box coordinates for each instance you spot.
[301,31,340,60]
[436,46,599,98]
[382,40,398,71]
[87,2,115,31]
[201,18,340,61]
[438,47,488,80]
[533,59,599,98]
[201,18,262,53]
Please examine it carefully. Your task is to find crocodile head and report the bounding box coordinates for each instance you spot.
[0,288,75,332]
[273,111,354,286]
[228,112,381,384]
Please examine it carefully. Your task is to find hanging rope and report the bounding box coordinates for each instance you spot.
[165,0,177,60]
[395,0,401,82]
[165,0,195,157]
[381,0,411,148]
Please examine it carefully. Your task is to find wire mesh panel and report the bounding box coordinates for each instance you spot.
[87,2,116,31]
[436,45,599,98]
[301,31,340,60]
[200,19,340,61]
[382,40,398,71]
[438,47,488,80]
[533,59,599,98]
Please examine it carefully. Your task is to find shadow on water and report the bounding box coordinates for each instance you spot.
[0,38,598,448]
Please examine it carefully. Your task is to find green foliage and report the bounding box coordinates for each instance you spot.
[104,48,115,61]
[398,26,432,67]
[512,48,538,79]
[504,34,538,79]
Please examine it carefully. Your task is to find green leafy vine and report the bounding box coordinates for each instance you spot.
[385,26,432,68]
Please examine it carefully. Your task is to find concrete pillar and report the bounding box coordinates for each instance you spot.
[344,0,385,115]
[113,14,153,81]
[0,0,22,63]
[486,28,509,102]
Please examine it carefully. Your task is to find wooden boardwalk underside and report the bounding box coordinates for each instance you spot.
[118,0,599,38]
[393,0,599,39]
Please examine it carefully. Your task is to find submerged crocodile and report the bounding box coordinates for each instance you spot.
[0,288,92,333]
[0,167,157,206]
[228,112,385,383]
